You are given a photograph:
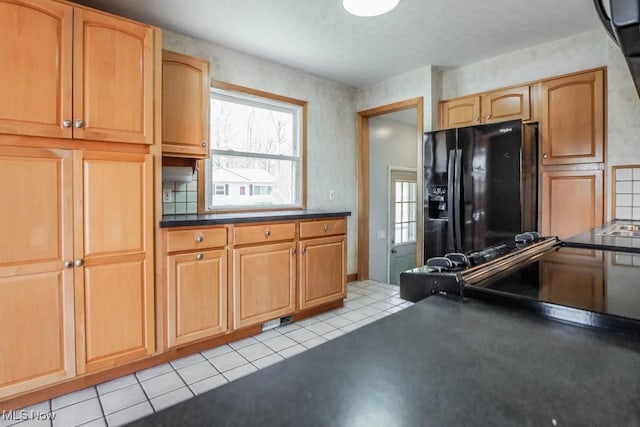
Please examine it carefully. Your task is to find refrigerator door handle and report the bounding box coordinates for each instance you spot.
[447,150,456,251]
[454,149,463,253]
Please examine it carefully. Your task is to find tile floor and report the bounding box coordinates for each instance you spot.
[1,280,413,427]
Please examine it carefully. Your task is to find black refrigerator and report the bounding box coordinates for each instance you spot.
[423,119,537,262]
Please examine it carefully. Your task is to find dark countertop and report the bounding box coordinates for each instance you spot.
[129,296,640,427]
[160,210,351,228]
[563,219,640,253]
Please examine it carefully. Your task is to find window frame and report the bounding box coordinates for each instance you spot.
[201,81,307,213]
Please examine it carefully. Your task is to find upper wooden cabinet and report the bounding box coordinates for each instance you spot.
[539,69,605,165]
[481,85,530,124]
[439,96,480,129]
[439,85,532,129]
[162,50,210,158]
[0,0,153,144]
[73,9,153,144]
[0,0,73,139]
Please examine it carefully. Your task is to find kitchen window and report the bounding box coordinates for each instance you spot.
[204,82,307,211]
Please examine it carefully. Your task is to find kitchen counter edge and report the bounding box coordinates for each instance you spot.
[160,210,351,228]
[563,219,640,253]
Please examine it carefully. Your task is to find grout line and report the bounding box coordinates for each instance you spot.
[134,370,155,413]
[93,385,107,424]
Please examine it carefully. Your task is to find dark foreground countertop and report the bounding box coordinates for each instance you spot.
[160,210,351,228]
[564,220,640,253]
[129,296,640,427]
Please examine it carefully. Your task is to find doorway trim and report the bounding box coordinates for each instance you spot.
[357,97,424,280]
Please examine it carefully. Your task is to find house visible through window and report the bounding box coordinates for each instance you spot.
[205,83,307,210]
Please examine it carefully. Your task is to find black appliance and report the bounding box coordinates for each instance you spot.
[423,120,537,263]
[594,0,640,95]
[401,233,640,335]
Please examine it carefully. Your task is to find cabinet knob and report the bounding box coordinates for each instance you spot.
[302,247,306,254]
[323,224,329,232]
[475,116,480,122]
[63,120,72,128]
[543,153,548,159]
[74,119,84,129]
[291,248,296,255]
[265,229,271,238]
[75,259,84,267]
[202,140,208,147]
[196,253,203,260]
[64,260,73,269]
[195,233,204,243]
[486,115,491,121]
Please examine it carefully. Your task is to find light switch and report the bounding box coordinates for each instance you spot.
[162,189,173,203]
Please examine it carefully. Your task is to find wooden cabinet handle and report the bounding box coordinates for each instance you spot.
[195,233,204,243]
[323,224,329,232]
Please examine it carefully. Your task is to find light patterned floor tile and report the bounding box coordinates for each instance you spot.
[201,344,234,359]
[149,387,194,412]
[251,353,284,369]
[140,371,186,399]
[52,398,103,427]
[135,363,174,382]
[278,344,306,358]
[51,386,97,410]
[209,351,249,372]
[262,335,297,352]
[99,383,147,415]
[236,342,275,362]
[104,401,153,427]
[177,360,218,385]
[222,364,258,382]
[189,374,229,395]
[284,328,318,343]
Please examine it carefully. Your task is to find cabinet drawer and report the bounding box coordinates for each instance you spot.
[167,228,227,252]
[300,219,347,239]
[234,222,295,245]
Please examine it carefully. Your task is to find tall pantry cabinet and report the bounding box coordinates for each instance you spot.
[0,0,159,397]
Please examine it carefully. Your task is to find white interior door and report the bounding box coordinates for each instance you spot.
[388,169,418,285]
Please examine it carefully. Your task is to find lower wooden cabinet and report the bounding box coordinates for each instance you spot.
[299,236,346,310]
[74,151,155,374]
[541,169,603,239]
[233,241,296,329]
[167,250,227,347]
[0,147,76,397]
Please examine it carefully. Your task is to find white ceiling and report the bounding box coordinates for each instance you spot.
[73,0,603,88]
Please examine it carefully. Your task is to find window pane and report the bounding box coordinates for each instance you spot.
[409,183,417,202]
[402,223,409,243]
[402,203,410,222]
[211,97,295,156]
[402,182,409,201]
[395,224,402,243]
[395,203,402,224]
[409,222,416,242]
[408,202,416,222]
[210,155,298,208]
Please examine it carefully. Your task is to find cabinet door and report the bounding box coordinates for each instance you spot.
[0,147,75,397]
[167,250,227,348]
[162,50,210,158]
[481,85,530,123]
[73,8,153,144]
[540,70,604,165]
[299,236,346,310]
[233,242,295,329]
[541,170,603,239]
[0,0,73,138]
[540,261,604,311]
[439,96,480,129]
[74,151,154,373]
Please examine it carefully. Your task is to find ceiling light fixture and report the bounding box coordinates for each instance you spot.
[342,0,401,17]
